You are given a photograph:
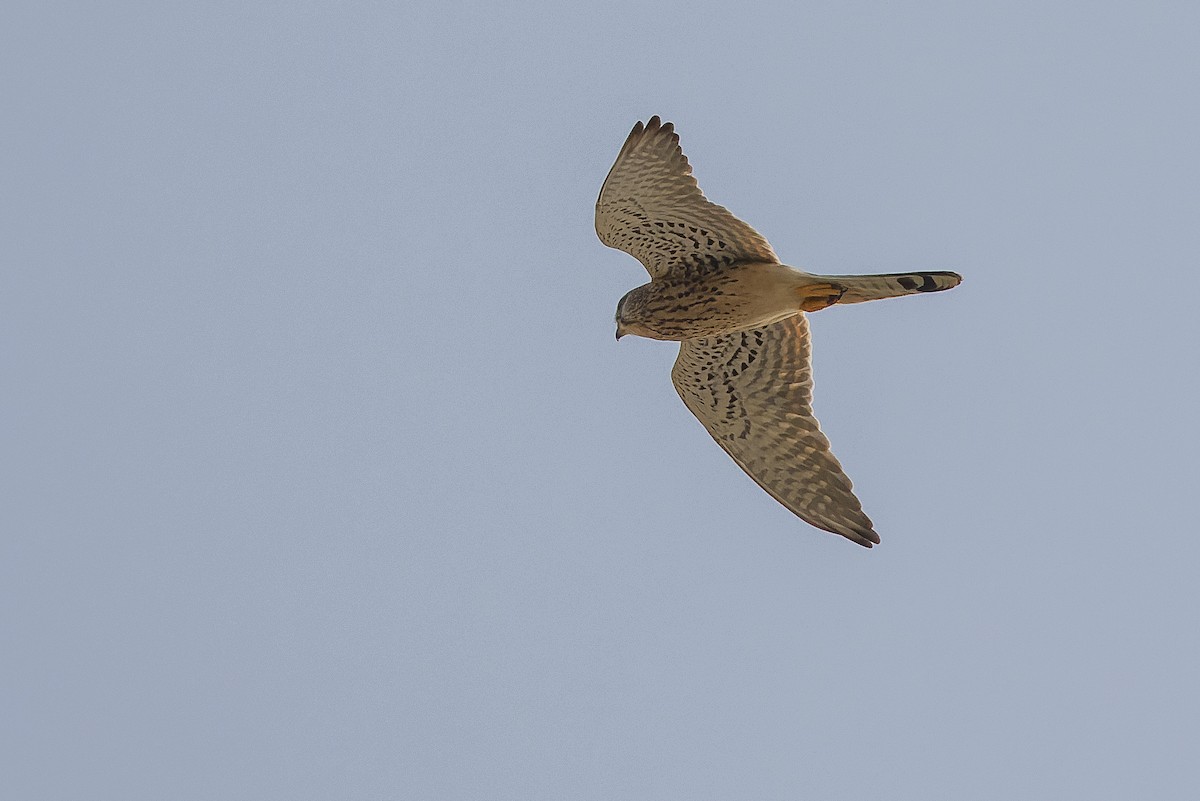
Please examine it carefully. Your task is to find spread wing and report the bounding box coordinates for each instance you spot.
[596,116,777,279]
[671,315,879,547]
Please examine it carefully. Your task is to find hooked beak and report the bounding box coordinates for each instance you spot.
[615,323,626,341]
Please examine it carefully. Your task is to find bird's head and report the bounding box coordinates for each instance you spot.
[614,285,662,341]
[614,289,632,340]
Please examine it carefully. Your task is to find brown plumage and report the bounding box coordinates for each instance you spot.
[596,116,961,547]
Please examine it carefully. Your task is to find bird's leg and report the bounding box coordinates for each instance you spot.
[796,283,846,312]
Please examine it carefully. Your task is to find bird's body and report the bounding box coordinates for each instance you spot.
[597,116,961,547]
[617,261,959,342]
[617,260,816,341]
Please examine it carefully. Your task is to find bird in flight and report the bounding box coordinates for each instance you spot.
[596,116,961,547]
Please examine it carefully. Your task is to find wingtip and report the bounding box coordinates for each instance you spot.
[845,527,880,548]
[842,523,881,548]
[814,518,880,548]
[640,115,673,137]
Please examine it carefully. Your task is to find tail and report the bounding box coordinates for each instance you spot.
[826,271,962,304]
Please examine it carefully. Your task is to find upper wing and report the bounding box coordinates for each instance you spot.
[671,315,879,547]
[595,116,777,279]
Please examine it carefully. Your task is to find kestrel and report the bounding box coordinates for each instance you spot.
[596,116,961,547]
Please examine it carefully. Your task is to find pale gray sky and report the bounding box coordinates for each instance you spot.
[4,1,1200,799]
